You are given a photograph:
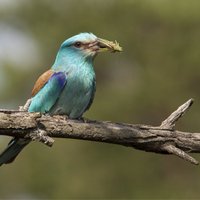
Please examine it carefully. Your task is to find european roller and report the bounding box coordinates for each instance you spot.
[0,32,122,166]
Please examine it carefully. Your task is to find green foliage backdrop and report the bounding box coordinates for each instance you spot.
[0,0,200,199]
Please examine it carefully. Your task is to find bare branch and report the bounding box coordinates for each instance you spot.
[19,98,32,112]
[160,98,194,129]
[0,99,200,165]
[162,144,199,165]
[28,130,54,147]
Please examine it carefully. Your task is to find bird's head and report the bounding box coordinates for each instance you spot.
[53,33,122,68]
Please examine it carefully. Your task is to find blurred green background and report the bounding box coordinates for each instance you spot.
[0,0,200,199]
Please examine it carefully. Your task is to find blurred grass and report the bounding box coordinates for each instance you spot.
[1,0,200,199]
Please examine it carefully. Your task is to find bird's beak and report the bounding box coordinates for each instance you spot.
[96,38,123,53]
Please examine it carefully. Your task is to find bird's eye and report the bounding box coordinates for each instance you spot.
[74,42,82,48]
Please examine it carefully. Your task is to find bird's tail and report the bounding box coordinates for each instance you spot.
[0,138,30,166]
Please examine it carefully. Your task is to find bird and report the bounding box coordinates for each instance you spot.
[0,32,122,166]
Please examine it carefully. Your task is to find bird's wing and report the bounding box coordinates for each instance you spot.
[31,69,54,97]
[28,70,67,113]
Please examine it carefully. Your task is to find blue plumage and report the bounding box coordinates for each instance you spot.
[29,71,67,113]
[0,32,121,165]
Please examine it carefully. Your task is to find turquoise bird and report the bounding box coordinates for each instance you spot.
[0,32,122,165]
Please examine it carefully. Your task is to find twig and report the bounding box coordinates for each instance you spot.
[28,130,54,147]
[19,98,32,111]
[162,144,199,165]
[160,98,194,129]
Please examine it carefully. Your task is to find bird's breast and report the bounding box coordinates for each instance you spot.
[50,66,96,118]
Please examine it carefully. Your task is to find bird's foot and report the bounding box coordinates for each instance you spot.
[78,117,91,123]
[51,114,68,121]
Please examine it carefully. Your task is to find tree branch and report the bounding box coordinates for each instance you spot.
[0,99,200,165]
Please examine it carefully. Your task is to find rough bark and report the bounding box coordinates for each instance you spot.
[0,99,200,165]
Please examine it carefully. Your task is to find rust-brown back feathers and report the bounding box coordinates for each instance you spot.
[31,69,54,97]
